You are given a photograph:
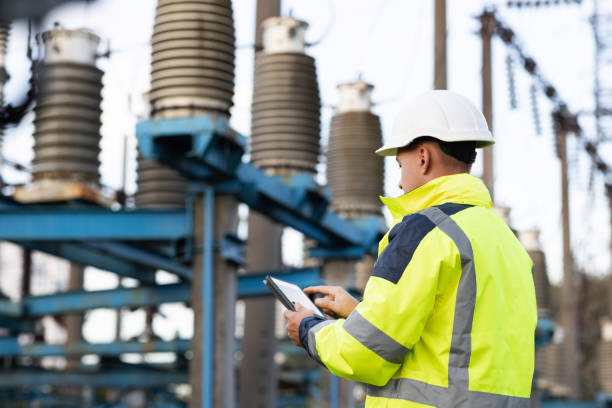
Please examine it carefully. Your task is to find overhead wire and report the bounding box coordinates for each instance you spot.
[489,10,611,178]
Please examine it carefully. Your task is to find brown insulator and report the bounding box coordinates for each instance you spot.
[250,17,320,175]
[326,81,384,218]
[135,0,236,208]
[32,29,103,184]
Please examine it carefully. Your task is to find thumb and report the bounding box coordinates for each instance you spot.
[294,302,305,311]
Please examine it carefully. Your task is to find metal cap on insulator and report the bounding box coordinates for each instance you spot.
[337,80,374,113]
[261,17,308,54]
[519,229,541,251]
[38,27,101,66]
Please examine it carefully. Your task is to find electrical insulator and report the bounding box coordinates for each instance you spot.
[135,0,236,208]
[250,17,321,176]
[506,54,518,110]
[32,28,103,184]
[327,80,383,218]
[530,82,542,136]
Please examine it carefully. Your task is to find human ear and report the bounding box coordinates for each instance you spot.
[419,146,431,175]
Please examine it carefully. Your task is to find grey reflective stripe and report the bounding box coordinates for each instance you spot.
[419,206,476,389]
[366,206,527,407]
[343,309,408,364]
[367,378,444,406]
[307,319,334,364]
[367,380,530,408]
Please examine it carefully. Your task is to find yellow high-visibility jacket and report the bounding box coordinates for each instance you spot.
[299,173,537,407]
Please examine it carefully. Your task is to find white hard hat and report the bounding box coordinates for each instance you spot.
[375,90,494,156]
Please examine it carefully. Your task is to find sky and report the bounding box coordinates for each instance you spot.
[0,0,609,338]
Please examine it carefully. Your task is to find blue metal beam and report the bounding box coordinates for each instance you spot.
[0,316,35,332]
[0,338,190,357]
[137,116,384,254]
[0,300,22,317]
[86,241,191,280]
[237,267,321,298]
[0,370,188,387]
[223,163,382,248]
[23,241,158,284]
[9,284,189,317]
[0,268,321,320]
[0,208,190,241]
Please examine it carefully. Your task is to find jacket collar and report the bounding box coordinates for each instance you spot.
[380,173,492,220]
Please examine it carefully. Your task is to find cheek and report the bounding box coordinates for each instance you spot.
[399,163,417,191]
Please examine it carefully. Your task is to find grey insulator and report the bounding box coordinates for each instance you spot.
[250,52,321,174]
[326,111,384,218]
[32,62,103,183]
[135,0,236,208]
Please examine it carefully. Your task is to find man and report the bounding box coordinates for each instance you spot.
[284,90,537,407]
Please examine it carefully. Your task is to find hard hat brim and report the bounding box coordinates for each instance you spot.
[375,130,495,157]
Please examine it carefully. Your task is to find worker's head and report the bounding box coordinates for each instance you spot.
[376,90,495,193]
[396,137,476,193]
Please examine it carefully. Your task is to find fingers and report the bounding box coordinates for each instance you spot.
[304,285,336,296]
[283,309,294,319]
[314,297,332,309]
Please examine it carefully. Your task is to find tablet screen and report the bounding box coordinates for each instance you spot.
[269,276,324,317]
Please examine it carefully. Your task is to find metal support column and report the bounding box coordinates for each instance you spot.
[65,263,84,369]
[556,122,581,398]
[480,11,496,200]
[240,212,282,408]
[190,189,238,408]
[240,2,282,406]
[434,0,447,90]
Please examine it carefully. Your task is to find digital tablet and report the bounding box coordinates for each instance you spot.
[263,275,325,318]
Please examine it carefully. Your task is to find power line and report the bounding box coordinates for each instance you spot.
[484,10,611,177]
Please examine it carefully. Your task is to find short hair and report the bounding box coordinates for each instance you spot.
[401,136,477,165]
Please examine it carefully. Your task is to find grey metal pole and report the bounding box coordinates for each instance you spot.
[202,188,214,408]
[480,11,495,200]
[239,2,282,407]
[434,0,447,90]
[556,123,581,399]
[189,191,238,408]
[65,263,85,370]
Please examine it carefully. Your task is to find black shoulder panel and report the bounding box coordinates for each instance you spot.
[371,203,473,284]
[436,202,472,216]
[372,213,436,284]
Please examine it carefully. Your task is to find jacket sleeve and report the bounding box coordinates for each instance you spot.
[299,223,451,386]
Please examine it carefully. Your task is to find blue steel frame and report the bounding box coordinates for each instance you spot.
[134,115,383,408]
[0,370,188,388]
[0,338,191,357]
[136,115,384,258]
[0,112,557,407]
[0,267,322,318]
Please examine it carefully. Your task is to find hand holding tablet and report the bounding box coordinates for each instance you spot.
[263,276,325,318]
